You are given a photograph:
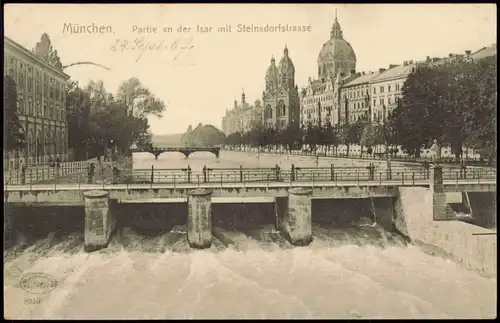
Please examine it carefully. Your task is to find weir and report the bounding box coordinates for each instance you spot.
[3,165,496,278]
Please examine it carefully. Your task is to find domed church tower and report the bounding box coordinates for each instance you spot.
[278,45,296,90]
[262,45,300,130]
[265,55,279,94]
[317,10,357,83]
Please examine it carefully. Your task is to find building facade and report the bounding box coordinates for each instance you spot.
[262,46,300,130]
[300,13,358,127]
[222,91,262,136]
[369,61,423,124]
[339,71,381,124]
[4,36,70,170]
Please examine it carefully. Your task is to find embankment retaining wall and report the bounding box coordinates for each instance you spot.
[395,187,496,278]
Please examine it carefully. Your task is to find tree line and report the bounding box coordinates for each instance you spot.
[224,119,387,157]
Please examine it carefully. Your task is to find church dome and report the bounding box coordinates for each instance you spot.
[278,45,295,74]
[317,15,356,64]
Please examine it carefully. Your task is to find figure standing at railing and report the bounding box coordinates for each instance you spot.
[88,162,95,184]
[386,158,392,180]
[20,161,26,185]
[367,163,375,180]
[430,139,440,164]
[460,156,467,179]
[112,164,120,184]
[275,164,281,181]
[423,160,430,179]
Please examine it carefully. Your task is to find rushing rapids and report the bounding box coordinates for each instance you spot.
[4,223,497,319]
[4,151,496,319]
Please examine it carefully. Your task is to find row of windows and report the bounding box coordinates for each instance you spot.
[350,111,369,122]
[304,92,335,105]
[348,88,369,99]
[6,55,66,102]
[372,95,401,107]
[17,96,66,121]
[373,83,402,94]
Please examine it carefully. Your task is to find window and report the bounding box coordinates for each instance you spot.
[388,85,391,92]
[380,86,384,93]
[380,98,384,106]
[388,97,392,105]
[18,96,23,114]
[373,99,376,106]
[373,87,376,94]
[28,100,32,115]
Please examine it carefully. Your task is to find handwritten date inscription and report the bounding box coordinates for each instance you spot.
[110,37,194,63]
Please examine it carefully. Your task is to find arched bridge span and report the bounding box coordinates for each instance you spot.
[131,147,220,159]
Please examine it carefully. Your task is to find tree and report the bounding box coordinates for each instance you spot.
[225,132,242,146]
[360,123,385,150]
[322,120,338,152]
[116,77,166,118]
[439,57,477,161]
[337,123,351,156]
[85,80,113,112]
[348,119,366,155]
[464,55,497,164]
[183,124,226,147]
[4,75,26,151]
[66,81,92,159]
[386,66,443,157]
[279,123,302,151]
[304,123,321,152]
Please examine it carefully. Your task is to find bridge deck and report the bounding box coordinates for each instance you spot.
[4,179,495,192]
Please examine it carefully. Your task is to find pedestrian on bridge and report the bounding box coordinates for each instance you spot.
[112,164,121,184]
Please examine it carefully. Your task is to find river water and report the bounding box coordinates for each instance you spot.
[4,151,497,319]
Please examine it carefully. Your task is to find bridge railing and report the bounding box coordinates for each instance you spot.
[3,164,496,187]
[127,164,497,185]
[3,160,92,185]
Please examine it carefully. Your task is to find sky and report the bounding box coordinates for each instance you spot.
[4,4,496,135]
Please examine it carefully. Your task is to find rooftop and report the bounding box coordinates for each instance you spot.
[371,60,426,83]
[344,71,381,87]
[471,44,497,60]
[4,36,71,80]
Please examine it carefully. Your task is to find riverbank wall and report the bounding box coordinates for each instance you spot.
[394,186,496,278]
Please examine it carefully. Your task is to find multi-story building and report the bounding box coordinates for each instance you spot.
[368,61,422,124]
[300,13,358,127]
[221,91,262,135]
[339,71,381,124]
[262,45,300,130]
[3,35,70,170]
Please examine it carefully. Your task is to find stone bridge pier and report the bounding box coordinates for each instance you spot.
[82,190,116,252]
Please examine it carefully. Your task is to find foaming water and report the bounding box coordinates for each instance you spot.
[4,223,496,319]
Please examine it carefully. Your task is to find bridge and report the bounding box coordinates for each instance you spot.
[130,146,220,159]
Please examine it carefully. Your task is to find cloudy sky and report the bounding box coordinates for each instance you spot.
[4,4,496,135]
